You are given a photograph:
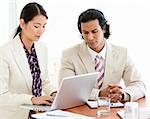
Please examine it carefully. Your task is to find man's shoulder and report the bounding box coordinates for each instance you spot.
[107,43,127,53]
[63,42,84,54]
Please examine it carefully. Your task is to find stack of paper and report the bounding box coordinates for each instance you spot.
[139,107,150,119]
[117,107,150,119]
[32,110,94,119]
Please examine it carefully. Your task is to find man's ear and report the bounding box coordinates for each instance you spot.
[19,19,25,29]
[102,25,106,33]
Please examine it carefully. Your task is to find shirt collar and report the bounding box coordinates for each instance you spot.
[87,43,106,62]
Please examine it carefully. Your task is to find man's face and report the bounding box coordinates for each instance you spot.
[81,19,105,52]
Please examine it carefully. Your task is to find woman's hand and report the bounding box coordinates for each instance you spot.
[31,95,54,105]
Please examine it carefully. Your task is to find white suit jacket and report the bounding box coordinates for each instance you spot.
[0,35,56,119]
[59,42,145,101]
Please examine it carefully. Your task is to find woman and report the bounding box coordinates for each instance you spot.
[0,2,56,119]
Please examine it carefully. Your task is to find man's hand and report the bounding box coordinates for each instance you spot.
[99,86,111,97]
[108,84,123,102]
[100,84,123,103]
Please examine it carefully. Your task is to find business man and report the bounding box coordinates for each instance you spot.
[58,9,145,102]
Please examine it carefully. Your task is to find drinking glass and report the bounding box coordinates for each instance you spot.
[124,102,139,119]
[96,97,110,116]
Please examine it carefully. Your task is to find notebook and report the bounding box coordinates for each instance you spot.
[20,72,99,111]
[87,100,124,108]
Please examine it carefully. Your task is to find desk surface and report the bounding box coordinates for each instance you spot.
[64,98,150,119]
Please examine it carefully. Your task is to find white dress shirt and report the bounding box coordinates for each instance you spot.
[87,43,130,101]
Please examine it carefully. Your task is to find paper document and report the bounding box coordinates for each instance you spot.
[32,110,94,119]
[87,100,124,108]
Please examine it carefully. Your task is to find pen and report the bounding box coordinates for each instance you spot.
[88,98,97,101]
[46,114,68,117]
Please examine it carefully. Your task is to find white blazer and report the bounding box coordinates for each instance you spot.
[0,35,55,119]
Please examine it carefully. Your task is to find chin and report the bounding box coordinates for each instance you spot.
[88,43,97,49]
[89,46,95,50]
[34,38,40,41]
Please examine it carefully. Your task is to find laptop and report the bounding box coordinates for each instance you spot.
[20,72,99,111]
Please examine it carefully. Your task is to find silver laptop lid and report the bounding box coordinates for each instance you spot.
[20,72,99,111]
[51,72,99,110]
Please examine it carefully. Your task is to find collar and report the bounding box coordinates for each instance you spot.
[87,43,106,62]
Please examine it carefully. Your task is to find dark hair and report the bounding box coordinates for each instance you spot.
[13,2,48,38]
[78,9,110,39]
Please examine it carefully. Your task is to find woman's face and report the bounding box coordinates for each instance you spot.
[20,15,47,42]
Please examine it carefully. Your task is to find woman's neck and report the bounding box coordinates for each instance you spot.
[20,33,33,53]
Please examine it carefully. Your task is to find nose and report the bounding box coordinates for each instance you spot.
[37,27,45,36]
[87,33,94,41]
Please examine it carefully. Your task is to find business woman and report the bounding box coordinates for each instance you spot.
[0,2,56,119]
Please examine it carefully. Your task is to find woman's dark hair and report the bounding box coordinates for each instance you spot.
[13,2,48,38]
[78,9,110,39]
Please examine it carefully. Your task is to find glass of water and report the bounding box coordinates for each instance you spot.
[96,97,110,116]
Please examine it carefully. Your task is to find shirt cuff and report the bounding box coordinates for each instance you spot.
[97,90,101,98]
[50,91,57,96]
[89,88,100,100]
[123,92,131,101]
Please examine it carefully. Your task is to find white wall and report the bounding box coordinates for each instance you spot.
[0,1,9,45]
[0,0,150,92]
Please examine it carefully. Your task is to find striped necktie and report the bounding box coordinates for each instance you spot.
[95,55,104,89]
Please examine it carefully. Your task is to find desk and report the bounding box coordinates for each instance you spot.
[65,98,149,119]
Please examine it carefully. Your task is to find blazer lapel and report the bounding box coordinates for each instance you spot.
[12,36,32,92]
[78,42,95,73]
[34,42,45,81]
[102,43,117,89]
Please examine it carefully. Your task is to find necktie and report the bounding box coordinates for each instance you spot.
[95,55,104,89]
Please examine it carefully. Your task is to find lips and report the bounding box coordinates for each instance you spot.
[87,41,95,45]
[35,36,40,39]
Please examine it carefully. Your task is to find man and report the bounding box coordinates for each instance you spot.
[58,9,145,102]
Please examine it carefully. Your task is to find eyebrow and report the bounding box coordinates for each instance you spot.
[33,23,47,26]
[83,28,98,32]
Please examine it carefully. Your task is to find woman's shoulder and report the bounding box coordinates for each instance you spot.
[0,40,13,52]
